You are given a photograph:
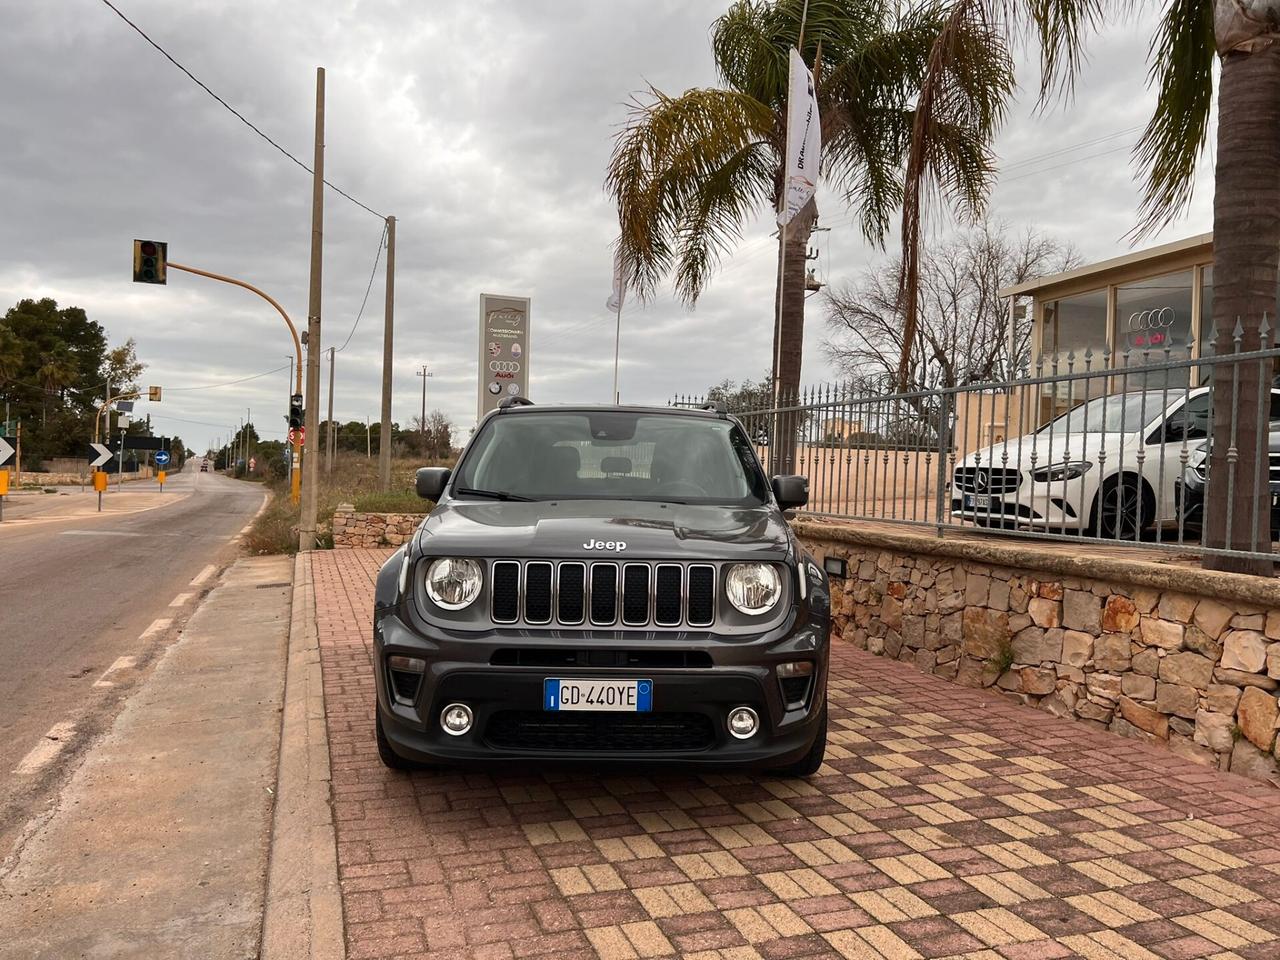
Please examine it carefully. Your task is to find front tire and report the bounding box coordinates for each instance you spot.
[770,703,827,778]
[1091,476,1153,542]
[376,710,419,771]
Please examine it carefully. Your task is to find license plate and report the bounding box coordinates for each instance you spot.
[544,678,652,712]
[964,494,991,509]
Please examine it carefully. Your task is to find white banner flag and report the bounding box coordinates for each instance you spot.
[777,47,820,226]
[606,247,626,312]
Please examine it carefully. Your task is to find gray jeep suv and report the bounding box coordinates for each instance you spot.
[371,399,831,776]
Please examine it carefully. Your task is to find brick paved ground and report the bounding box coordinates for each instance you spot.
[315,549,1280,960]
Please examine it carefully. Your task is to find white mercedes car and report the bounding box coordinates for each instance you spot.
[951,387,1280,540]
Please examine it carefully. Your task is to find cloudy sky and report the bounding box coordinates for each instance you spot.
[1,1,1214,452]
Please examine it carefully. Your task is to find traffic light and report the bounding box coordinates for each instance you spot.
[132,239,167,284]
[148,385,162,401]
[288,394,304,430]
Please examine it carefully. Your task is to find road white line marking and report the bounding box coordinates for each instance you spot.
[15,721,77,775]
[190,564,217,587]
[140,618,172,640]
[169,593,194,607]
[93,656,138,688]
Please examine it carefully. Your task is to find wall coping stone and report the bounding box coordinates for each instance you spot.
[793,518,1280,608]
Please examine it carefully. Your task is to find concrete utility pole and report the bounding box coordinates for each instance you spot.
[299,66,325,552]
[325,346,335,475]
[416,365,432,455]
[378,215,396,491]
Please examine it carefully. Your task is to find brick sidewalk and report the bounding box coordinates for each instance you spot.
[314,549,1280,960]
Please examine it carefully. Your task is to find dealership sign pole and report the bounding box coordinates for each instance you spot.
[477,295,531,421]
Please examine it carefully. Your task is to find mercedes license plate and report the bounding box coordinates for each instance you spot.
[964,494,991,509]
[544,678,653,712]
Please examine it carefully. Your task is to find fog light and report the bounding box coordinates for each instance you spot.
[727,706,759,740]
[388,655,426,673]
[777,661,814,679]
[440,703,473,736]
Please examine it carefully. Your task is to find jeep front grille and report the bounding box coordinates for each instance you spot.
[490,560,716,628]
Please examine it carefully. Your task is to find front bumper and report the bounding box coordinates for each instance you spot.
[373,608,828,769]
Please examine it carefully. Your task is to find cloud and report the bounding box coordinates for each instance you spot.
[0,1,1215,453]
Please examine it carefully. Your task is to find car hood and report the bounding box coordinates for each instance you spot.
[413,498,793,562]
[963,431,1209,470]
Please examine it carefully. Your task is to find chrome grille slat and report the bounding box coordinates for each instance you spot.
[487,560,716,628]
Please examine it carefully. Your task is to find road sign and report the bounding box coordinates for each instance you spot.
[93,471,108,492]
[88,443,113,468]
[123,436,166,451]
[288,426,304,445]
[148,385,162,401]
[0,436,13,467]
[154,450,171,467]
[157,470,167,484]
[117,401,135,413]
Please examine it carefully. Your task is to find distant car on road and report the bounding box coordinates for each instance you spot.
[370,398,831,777]
[951,387,1280,541]
[200,461,209,472]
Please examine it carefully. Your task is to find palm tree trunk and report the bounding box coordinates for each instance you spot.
[772,203,815,475]
[1203,44,1280,574]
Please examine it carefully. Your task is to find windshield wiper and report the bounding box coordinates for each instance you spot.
[454,487,535,502]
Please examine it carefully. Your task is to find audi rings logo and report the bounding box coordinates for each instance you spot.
[1127,307,1176,331]
[489,360,521,373]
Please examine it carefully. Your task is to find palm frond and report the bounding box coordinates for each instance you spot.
[605,87,776,304]
[1130,0,1215,239]
[713,0,890,107]
[897,0,1013,389]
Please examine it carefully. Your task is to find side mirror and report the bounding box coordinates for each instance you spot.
[416,467,450,501]
[771,474,808,510]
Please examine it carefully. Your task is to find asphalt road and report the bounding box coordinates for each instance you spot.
[0,467,267,858]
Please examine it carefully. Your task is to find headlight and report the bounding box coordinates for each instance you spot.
[725,563,781,615]
[1032,461,1092,483]
[424,558,482,610]
[1189,447,1209,480]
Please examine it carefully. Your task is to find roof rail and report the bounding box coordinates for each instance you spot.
[497,396,535,410]
[700,399,728,417]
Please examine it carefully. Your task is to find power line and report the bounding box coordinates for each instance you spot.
[98,0,386,220]
[335,222,388,352]
[164,363,292,391]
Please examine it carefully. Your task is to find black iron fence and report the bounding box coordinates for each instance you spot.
[674,318,1280,565]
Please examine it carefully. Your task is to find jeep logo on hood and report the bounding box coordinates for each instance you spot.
[583,539,627,552]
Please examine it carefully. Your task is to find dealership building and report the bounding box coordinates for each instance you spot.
[999,232,1225,384]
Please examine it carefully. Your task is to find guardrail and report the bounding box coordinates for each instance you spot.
[675,317,1280,566]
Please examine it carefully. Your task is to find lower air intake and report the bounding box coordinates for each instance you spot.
[484,711,715,752]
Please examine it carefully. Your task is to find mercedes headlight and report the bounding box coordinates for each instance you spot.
[1032,461,1092,483]
[1189,447,1209,481]
[424,558,482,610]
[725,563,781,616]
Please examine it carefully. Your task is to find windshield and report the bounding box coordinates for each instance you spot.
[452,411,770,504]
[1038,392,1169,436]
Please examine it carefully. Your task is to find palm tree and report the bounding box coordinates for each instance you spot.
[37,345,77,427]
[898,0,1280,573]
[607,0,1011,468]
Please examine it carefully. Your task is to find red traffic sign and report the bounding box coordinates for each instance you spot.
[288,427,305,445]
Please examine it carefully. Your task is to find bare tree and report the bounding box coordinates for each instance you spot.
[825,220,1079,392]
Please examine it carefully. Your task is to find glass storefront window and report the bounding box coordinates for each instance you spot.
[1115,270,1194,389]
[1043,289,1108,367]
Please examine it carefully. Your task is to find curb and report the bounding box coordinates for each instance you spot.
[260,552,346,960]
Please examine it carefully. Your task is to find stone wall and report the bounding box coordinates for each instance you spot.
[795,520,1280,785]
[331,507,424,548]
